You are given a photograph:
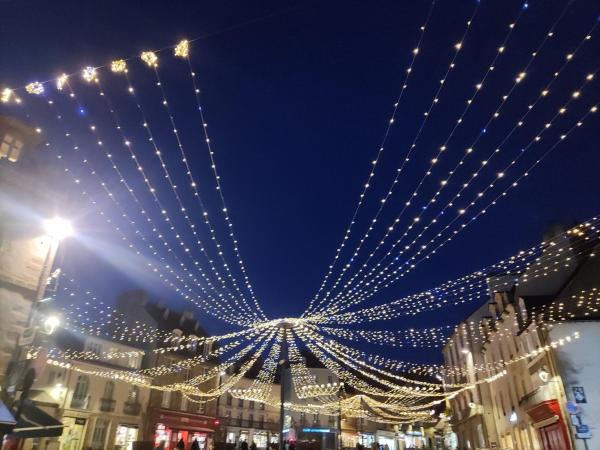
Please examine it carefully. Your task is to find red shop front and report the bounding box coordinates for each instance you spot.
[149,408,217,450]
[526,399,572,450]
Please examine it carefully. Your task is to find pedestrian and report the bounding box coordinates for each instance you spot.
[241,440,249,450]
[155,441,166,450]
[383,444,389,450]
[284,440,289,450]
[250,442,257,450]
[177,439,186,450]
[192,439,201,450]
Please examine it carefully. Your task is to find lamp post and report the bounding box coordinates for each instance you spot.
[337,384,343,450]
[7,218,71,402]
[277,320,293,450]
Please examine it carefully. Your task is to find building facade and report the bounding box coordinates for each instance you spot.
[444,227,600,450]
[217,375,280,449]
[22,334,150,450]
[116,291,220,450]
[0,116,65,389]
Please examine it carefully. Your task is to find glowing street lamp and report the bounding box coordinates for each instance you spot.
[43,315,60,334]
[43,217,73,240]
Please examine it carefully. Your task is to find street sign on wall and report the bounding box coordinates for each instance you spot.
[573,386,587,404]
[18,327,35,346]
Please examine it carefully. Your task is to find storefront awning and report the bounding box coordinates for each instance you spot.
[11,400,64,438]
[0,401,17,434]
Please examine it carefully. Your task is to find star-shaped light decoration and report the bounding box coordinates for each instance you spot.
[25,82,44,95]
[174,40,189,58]
[111,59,128,74]
[56,74,69,91]
[82,66,98,83]
[141,51,158,67]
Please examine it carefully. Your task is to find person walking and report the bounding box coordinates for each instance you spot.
[250,442,257,450]
[177,439,186,450]
[241,440,249,450]
[191,439,201,450]
[155,441,166,450]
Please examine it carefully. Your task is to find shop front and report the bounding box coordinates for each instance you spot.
[375,431,396,450]
[340,431,358,450]
[526,399,572,450]
[149,409,216,450]
[298,427,337,450]
[358,432,374,448]
[114,424,139,450]
[59,417,87,450]
[401,431,426,450]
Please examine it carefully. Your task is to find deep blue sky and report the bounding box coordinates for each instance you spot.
[1,0,599,362]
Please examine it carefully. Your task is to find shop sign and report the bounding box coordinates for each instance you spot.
[566,401,580,415]
[302,428,332,433]
[575,424,591,439]
[18,327,35,346]
[576,431,592,439]
[573,386,587,404]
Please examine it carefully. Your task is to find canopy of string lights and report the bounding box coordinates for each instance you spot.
[2,0,599,426]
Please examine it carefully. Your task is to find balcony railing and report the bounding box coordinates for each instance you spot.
[70,395,91,409]
[99,398,116,412]
[124,402,142,415]
[220,418,278,430]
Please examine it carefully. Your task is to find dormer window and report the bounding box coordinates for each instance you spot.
[0,133,24,162]
[171,329,183,342]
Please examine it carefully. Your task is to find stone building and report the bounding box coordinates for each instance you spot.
[216,375,280,449]
[0,115,66,388]
[444,225,600,450]
[116,291,220,450]
[19,331,150,450]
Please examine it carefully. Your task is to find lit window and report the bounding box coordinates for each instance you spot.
[161,391,171,408]
[0,133,24,162]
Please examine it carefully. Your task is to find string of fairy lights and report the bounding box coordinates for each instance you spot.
[313,5,576,313]
[313,4,598,316]
[2,0,599,425]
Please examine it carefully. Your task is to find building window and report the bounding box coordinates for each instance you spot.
[327,375,333,384]
[181,394,188,412]
[86,342,102,357]
[0,133,24,162]
[127,385,139,403]
[249,414,254,426]
[249,401,255,410]
[226,394,232,406]
[259,402,265,410]
[238,398,244,407]
[103,381,115,399]
[161,391,171,408]
[72,375,89,401]
[91,418,109,450]
[47,370,58,385]
[197,401,205,414]
[128,355,140,369]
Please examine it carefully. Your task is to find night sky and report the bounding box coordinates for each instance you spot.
[1,0,599,363]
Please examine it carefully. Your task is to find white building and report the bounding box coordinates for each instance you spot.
[444,227,600,450]
[23,334,150,450]
[217,375,280,449]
